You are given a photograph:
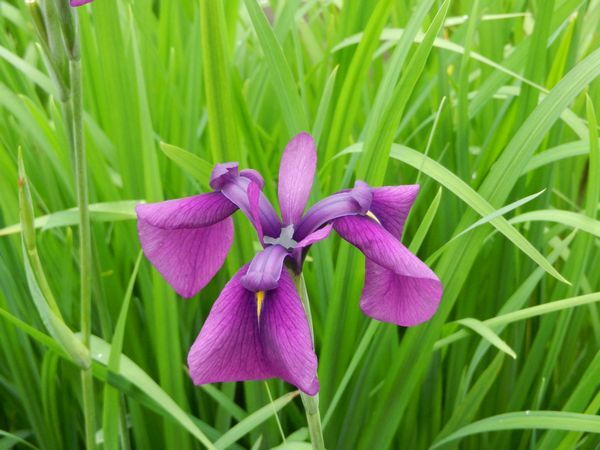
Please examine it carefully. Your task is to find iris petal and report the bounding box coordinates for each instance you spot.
[247,181,264,244]
[369,185,420,239]
[241,245,289,292]
[278,133,317,226]
[361,259,442,326]
[333,215,442,326]
[136,192,237,228]
[188,266,268,384]
[261,269,319,395]
[295,224,333,248]
[210,162,239,190]
[212,163,281,238]
[294,181,372,241]
[188,265,319,395]
[240,169,265,189]
[136,193,236,298]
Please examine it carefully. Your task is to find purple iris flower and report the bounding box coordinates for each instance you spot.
[136,133,442,395]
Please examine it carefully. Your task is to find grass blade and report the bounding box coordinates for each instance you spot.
[159,142,213,187]
[435,292,600,350]
[509,210,600,238]
[243,0,308,135]
[431,411,600,448]
[455,318,516,359]
[0,201,139,236]
[214,392,299,449]
[102,252,143,450]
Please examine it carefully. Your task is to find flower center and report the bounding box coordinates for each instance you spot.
[263,224,297,250]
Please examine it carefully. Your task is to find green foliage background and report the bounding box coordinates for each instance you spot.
[1,0,600,448]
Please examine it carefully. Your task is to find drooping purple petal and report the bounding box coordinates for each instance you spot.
[333,215,442,325]
[261,269,319,395]
[138,218,233,298]
[295,224,333,248]
[70,0,94,5]
[136,193,236,298]
[240,245,289,292]
[294,181,372,241]
[369,185,419,239]
[136,192,237,229]
[188,266,319,394]
[278,133,317,226]
[333,215,436,277]
[361,259,442,326]
[188,265,269,384]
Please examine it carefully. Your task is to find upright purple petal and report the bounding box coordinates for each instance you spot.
[278,133,317,225]
[188,266,319,394]
[333,215,442,326]
[369,185,419,239]
[136,193,236,298]
[240,245,289,292]
[361,259,442,326]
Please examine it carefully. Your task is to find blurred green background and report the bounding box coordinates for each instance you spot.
[1,0,600,448]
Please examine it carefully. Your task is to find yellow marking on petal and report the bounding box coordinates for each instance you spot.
[256,291,265,320]
[366,210,381,224]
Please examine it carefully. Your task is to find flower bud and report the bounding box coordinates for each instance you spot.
[26,0,48,47]
[54,0,80,60]
[27,0,70,100]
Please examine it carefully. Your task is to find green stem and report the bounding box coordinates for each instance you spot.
[293,274,326,450]
[29,2,96,446]
[70,59,91,345]
[81,369,95,450]
[301,394,326,450]
[70,57,96,450]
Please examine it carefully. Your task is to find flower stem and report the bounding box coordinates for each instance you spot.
[70,56,96,450]
[293,274,326,450]
[301,393,326,450]
[29,2,95,447]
